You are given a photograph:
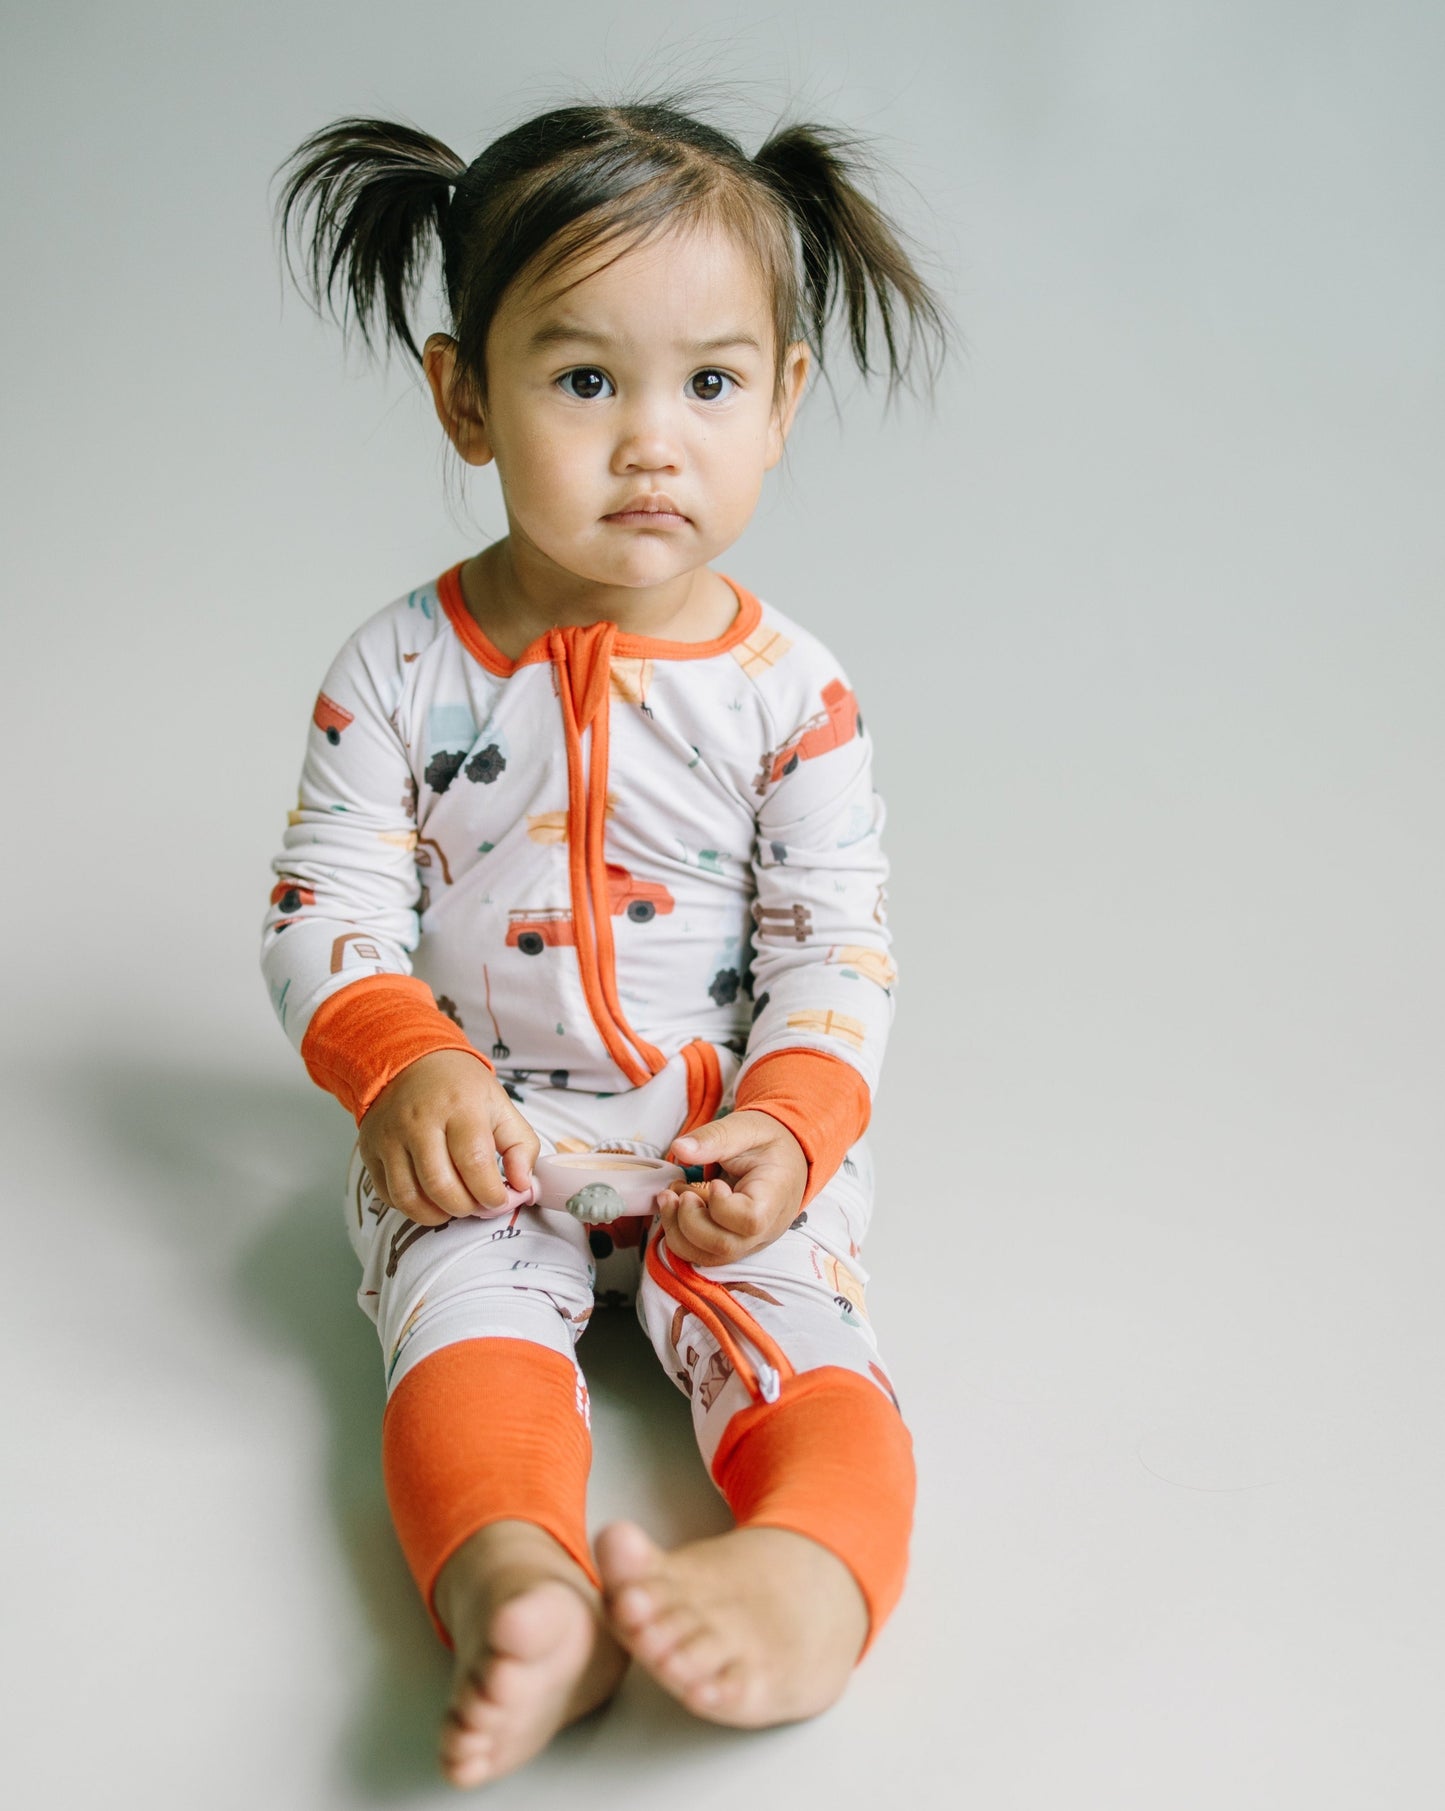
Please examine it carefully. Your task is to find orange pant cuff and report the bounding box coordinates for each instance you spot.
[381,1338,597,1646]
[710,1365,916,1657]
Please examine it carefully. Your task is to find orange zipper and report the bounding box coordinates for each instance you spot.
[645,1227,795,1406]
[551,625,665,1086]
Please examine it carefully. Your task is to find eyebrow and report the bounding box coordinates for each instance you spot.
[525,322,765,357]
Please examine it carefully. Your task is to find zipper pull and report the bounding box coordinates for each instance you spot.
[756,1363,781,1404]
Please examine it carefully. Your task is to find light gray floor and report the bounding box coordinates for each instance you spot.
[4,3,1442,1806]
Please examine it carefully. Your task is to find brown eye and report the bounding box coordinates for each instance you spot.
[690,370,734,402]
[558,368,612,400]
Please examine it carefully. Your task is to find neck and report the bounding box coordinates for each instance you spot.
[466,540,731,653]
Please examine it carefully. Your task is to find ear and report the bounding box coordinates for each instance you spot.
[764,340,812,469]
[423,334,493,467]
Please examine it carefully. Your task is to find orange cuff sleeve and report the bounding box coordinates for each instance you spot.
[381,1338,598,1645]
[300,974,494,1121]
[711,1366,915,1655]
[734,1048,872,1207]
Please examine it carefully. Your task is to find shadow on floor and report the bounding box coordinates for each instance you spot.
[75,1054,739,1798]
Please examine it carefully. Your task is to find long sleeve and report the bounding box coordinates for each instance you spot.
[260,613,491,1121]
[733,666,896,1206]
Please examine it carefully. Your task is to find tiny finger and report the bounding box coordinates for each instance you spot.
[411,1137,481,1219]
[656,1193,711,1266]
[381,1148,448,1226]
[448,1126,508,1212]
[704,1183,767,1240]
[493,1108,541,1189]
[676,1190,735,1263]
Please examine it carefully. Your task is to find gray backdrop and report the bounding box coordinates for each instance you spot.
[3,2,1441,1806]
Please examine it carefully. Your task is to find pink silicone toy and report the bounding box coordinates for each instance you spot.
[536,1152,688,1223]
[479,1152,688,1223]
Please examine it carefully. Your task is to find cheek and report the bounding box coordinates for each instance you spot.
[498,428,589,506]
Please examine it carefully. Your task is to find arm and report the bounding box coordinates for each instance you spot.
[658,669,895,1263]
[261,621,533,1217]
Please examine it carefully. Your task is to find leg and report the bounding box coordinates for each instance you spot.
[387,1341,627,1787]
[598,1165,914,1726]
[347,1145,627,1785]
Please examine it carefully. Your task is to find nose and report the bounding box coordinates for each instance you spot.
[610,391,683,475]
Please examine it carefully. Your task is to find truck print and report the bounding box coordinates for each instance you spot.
[753,679,861,794]
[506,864,675,955]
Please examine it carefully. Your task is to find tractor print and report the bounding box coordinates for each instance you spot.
[753,679,861,794]
[313,691,354,745]
[506,864,674,955]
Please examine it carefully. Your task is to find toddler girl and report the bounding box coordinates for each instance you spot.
[266,96,948,1789]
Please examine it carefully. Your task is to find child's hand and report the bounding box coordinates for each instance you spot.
[657,1110,808,1266]
[358,1050,540,1226]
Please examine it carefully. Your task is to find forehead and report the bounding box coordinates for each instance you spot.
[499,222,775,352]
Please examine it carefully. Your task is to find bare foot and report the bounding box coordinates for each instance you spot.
[595,1521,869,1728]
[433,1520,628,1788]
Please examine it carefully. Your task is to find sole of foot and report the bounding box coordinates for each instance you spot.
[595,1520,868,1729]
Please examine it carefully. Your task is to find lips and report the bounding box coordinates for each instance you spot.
[605,493,688,522]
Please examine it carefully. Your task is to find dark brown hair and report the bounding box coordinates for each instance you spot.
[273,96,951,418]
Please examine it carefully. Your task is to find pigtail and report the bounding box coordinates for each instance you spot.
[753,124,950,397]
[272,116,465,366]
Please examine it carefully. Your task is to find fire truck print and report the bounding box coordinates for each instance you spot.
[753,678,861,795]
[312,691,354,745]
[506,864,674,955]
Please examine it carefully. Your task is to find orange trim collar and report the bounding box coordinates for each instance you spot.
[437,562,761,676]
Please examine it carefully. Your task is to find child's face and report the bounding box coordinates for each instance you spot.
[428,224,809,594]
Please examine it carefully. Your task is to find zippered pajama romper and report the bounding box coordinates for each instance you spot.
[261,563,916,1647]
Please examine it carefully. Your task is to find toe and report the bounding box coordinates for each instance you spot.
[626,1602,702,1669]
[656,1625,730,1692]
[443,1669,497,1735]
[595,1519,666,1593]
[440,1716,497,1786]
[685,1658,748,1720]
[607,1577,676,1636]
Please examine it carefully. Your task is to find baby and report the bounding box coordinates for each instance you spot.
[266,95,949,1787]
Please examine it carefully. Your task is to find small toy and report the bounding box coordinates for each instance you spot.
[480,1151,688,1223]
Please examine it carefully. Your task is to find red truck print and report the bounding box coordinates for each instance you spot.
[753,679,861,794]
[506,864,674,956]
[313,692,354,744]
